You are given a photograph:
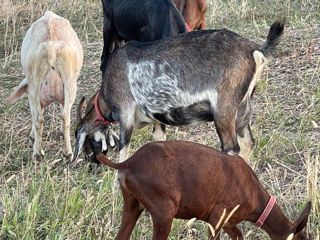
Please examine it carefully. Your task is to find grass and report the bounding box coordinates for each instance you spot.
[0,0,319,239]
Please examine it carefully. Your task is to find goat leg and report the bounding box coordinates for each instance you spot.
[152,123,166,141]
[237,124,255,162]
[115,191,143,240]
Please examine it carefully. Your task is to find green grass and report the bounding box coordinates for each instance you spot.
[1,0,320,239]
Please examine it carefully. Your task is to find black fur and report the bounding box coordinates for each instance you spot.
[153,101,213,125]
[100,0,187,75]
[260,19,285,58]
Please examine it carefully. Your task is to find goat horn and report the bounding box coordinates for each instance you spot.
[76,97,86,123]
[70,128,87,164]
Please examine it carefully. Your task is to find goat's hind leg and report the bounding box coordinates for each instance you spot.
[150,202,175,240]
[60,76,76,160]
[115,190,143,240]
[28,71,45,160]
[59,45,78,160]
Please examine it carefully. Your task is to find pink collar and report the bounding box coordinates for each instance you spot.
[94,92,116,125]
[254,196,276,227]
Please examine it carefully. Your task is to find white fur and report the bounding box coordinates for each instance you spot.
[94,131,108,151]
[127,61,218,114]
[286,233,294,240]
[10,11,83,159]
[237,130,254,162]
[245,51,267,99]
[152,123,166,141]
[119,144,130,163]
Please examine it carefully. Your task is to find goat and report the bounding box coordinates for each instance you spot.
[96,141,312,240]
[76,96,119,164]
[73,20,285,163]
[7,11,83,160]
[100,0,188,76]
[173,0,207,30]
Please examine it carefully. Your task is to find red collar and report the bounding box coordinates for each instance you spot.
[94,92,116,125]
[254,196,276,227]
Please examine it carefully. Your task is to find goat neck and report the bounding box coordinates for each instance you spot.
[260,202,311,240]
[94,92,115,125]
[260,203,293,239]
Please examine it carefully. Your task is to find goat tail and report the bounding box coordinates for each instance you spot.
[39,41,57,68]
[47,41,57,66]
[96,153,124,170]
[260,18,285,59]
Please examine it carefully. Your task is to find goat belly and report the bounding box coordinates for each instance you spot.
[152,101,213,126]
[40,69,64,108]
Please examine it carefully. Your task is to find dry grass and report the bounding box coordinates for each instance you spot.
[0,0,319,239]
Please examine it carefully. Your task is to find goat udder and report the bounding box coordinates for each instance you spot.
[40,69,64,108]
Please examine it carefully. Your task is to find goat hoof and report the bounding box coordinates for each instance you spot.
[33,151,44,161]
[64,153,73,160]
[29,136,35,146]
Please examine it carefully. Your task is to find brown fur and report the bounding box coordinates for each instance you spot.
[173,0,207,30]
[97,141,312,240]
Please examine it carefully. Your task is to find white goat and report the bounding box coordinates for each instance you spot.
[7,11,83,160]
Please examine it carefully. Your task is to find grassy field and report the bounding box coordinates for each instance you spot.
[0,0,319,239]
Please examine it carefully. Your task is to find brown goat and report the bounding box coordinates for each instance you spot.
[96,141,312,240]
[173,0,207,30]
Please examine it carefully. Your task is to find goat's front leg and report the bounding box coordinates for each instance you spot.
[152,123,166,141]
[119,123,133,163]
[214,116,240,156]
[237,124,255,162]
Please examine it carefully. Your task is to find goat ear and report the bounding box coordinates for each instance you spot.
[71,127,87,163]
[77,97,86,123]
[85,94,96,115]
[294,202,311,234]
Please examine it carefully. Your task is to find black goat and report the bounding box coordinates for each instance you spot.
[100,0,187,75]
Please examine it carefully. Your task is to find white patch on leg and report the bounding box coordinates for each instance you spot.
[237,134,253,162]
[152,125,166,141]
[226,150,237,156]
[119,144,129,163]
[241,51,268,105]
[237,125,254,162]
